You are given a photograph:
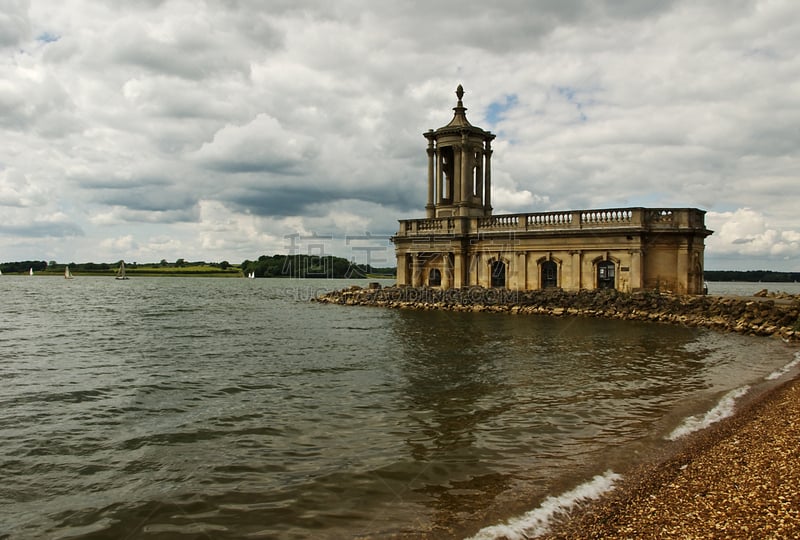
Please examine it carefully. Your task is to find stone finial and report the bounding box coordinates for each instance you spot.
[445,84,471,128]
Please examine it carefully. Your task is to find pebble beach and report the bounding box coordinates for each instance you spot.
[542,371,800,539]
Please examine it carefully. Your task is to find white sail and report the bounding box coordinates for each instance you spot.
[116,261,129,280]
[65,267,74,279]
[29,268,33,276]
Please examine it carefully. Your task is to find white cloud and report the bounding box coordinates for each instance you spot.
[192,114,316,174]
[98,234,137,253]
[492,186,550,214]
[706,208,800,265]
[0,167,48,207]
[193,199,283,258]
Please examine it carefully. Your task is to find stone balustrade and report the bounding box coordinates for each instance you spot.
[396,207,707,237]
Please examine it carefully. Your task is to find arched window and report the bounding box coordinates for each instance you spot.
[597,261,616,289]
[490,260,506,288]
[429,268,442,286]
[541,261,558,288]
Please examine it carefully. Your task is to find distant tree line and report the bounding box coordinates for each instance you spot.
[1,256,395,278]
[240,254,395,279]
[0,259,232,274]
[0,260,50,273]
[705,270,800,282]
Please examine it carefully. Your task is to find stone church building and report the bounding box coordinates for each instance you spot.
[391,85,712,294]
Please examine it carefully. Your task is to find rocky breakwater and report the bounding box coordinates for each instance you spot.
[314,286,800,342]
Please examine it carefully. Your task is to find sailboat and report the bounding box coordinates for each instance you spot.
[64,266,74,279]
[248,271,255,279]
[115,261,129,280]
[29,268,34,276]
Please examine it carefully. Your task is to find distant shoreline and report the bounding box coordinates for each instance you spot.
[6,271,398,278]
[12,270,242,278]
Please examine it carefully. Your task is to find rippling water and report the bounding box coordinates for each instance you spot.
[1,277,797,539]
[706,280,800,296]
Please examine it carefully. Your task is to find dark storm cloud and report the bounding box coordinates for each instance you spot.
[0,220,83,238]
[225,187,339,217]
[223,182,422,218]
[0,0,30,48]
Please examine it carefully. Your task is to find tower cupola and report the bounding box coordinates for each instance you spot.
[424,85,496,218]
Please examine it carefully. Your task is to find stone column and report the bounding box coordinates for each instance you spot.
[460,134,470,208]
[426,140,435,218]
[452,150,461,206]
[475,150,483,201]
[484,141,493,214]
[437,150,444,203]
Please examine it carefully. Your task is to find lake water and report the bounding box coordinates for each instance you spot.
[1,277,798,539]
[705,280,800,296]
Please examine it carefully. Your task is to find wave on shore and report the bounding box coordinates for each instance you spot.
[466,470,621,540]
[666,352,800,442]
[665,386,750,441]
[766,351,800,380]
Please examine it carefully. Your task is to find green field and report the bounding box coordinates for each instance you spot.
[29,265,243,278]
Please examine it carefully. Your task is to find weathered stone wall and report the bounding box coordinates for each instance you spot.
[314,286,800,342]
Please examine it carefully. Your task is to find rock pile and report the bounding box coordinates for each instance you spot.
[314,286,800,342]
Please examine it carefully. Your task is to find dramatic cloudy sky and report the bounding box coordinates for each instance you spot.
[1,0,798,270]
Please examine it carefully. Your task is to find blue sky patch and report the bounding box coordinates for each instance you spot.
[556,85,588,122]
[485,94,519,125]
[37,32,60,43]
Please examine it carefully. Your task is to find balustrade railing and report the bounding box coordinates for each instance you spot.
[580,209,633,224]
[396,208,705,237]
[646,209,674,223]
[527,211,573,227]
[417,219,442,231]
[478,215,518,228]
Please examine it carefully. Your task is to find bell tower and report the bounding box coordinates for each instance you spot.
[424,85,496,218]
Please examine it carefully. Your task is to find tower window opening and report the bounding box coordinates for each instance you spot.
[440,147,454,201]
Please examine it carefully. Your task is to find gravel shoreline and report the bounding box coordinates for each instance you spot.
[540,370,800,539]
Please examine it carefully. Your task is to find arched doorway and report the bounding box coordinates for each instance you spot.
[490,260,506,288]
[428,268,442,287]
[541,261,558,288]
[597,261,616,289]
